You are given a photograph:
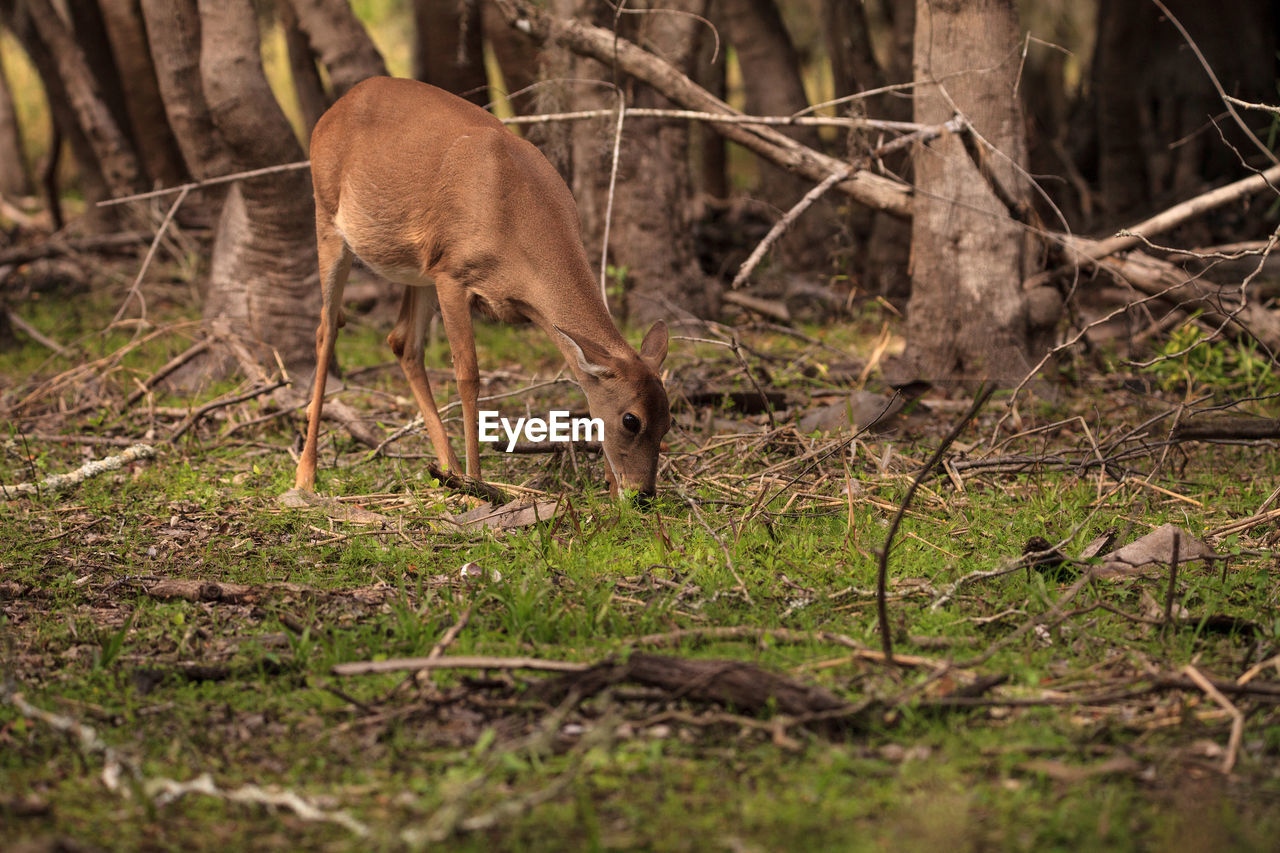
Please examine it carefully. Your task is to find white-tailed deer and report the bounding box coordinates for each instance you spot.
[295,77,671,498]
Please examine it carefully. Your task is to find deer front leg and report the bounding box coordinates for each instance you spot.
[296,229,352,491]
[388,285,462,474]
[436,280,482,480]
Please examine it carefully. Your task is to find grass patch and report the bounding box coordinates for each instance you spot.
[3,281,1280,850]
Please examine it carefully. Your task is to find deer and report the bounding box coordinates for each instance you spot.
[294,77,671,500]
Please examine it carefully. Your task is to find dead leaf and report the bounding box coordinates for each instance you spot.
[798,391,906,434]
[1093,524,1218,578]
[448,499,561,532]
[278,488,390,524]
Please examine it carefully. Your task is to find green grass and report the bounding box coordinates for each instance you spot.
[4,280,1280,850]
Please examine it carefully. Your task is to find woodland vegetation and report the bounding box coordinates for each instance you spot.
[2,0,1280,850]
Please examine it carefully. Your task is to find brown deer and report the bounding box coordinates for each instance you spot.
[295,77,671,498]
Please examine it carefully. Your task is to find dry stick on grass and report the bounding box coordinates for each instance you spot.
[1182,664,1245,775]
[122,337,212,410]
[877,387,996,664]
[1162,528,1181,632]
[4,307,71,357]
[332,655,591,677]
[3,686,369,836]
[0,443,157,499]
[684,493,753,605]
[110,184,191,327]
[168,379,287,443]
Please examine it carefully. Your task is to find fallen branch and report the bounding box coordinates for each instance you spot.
[332,655,591,676]
[168,379,287,442]
[1027,162,1280,289]
[1170,416,1280,442]
[531,652,850,719]
[0,443,157,499]
[1183,664,1245,774]
[0,231,152,265]
[5,307,71,356]
[732,166,853,290]
[147,774,369,836]
[493,0,912,218]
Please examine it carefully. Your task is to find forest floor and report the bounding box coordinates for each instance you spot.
[2,263,1280,851]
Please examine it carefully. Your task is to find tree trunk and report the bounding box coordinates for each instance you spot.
[412,0,487,104]
[1,0,125,229]
[138,0,230,228]
[0,42,31,198]
[196,0,318,376]
[97,0,186,188]
[22,0,143,200]
[280,0,330,135]
[1090,0,1278,229]
[559,0,716,322]
[483,0,573,179]
[899,0,1042,385]
[719,0,835,270]
[66,0,135,155]
[284,0,387,97]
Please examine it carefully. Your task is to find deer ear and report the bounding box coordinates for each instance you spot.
[639,320,668,372]
[555,326,614,379]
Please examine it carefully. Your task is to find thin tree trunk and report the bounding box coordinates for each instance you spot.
[900,0,1039,384]
[138,0,228,181]
[138,0,230,229]
[560,0,716,322]
[98,0,186,187]
[22,0,143,200]
[861,0,914,304]
[196,0,318,375]
[284,0,387,97]
[0,44,31,197]
[412,0,487,104]
[719,0,834,269]
[66,0,135,155]
[280,0,330,135]
[1,0,121,228]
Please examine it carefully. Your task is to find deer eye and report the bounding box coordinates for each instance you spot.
[622,413,641,434]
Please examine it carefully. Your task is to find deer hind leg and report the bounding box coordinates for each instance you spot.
[296,225,353,491]
[388,284,462,474]
[435,277,482,480]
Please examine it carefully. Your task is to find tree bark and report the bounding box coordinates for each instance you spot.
[138,0,230,229]
[196,0,318,375]
[284,0,387,97]
[1090,0,1278,228]
[1,0,125,228]
[138,0,228,181]
[557,0,716,322]
[0,41,31,198]
[22,0,143,200]
[66,0,134,155]
[719,0,836,269]
[97,0,186,188]
[900,0,1042,385]
[412,0,487,104]
[279,0,330,135]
